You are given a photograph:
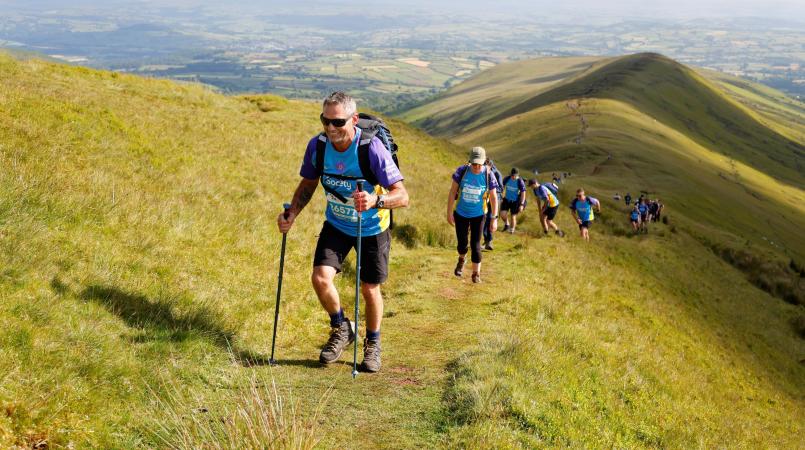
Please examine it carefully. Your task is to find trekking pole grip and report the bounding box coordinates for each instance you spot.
[282,202,291,221]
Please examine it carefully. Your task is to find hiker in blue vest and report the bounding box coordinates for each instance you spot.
[447,147,499,283]
[569,188,601,241]
[500,167,526,234]
[630,204,641,234]
[637,198,649,233]
[482,158,503,250]
[528,179,565,237]
[277,91,408,373]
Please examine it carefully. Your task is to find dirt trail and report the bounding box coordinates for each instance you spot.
[566,99,589,144]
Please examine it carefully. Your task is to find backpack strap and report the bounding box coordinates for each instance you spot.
[357,135,380,187]
[316,131,380,186]
[314,133,327,178]
[455,164,470,202]
[457,164,470,187]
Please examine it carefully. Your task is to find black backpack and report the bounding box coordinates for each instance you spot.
[314,113,400,226]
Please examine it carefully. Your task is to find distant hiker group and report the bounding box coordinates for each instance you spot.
[619,192,664,234]
[447,149,606,283]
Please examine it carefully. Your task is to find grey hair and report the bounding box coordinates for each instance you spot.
[322,91,357,116]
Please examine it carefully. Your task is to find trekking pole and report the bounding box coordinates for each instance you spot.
[269,202,292,366]
[352,180,364,379]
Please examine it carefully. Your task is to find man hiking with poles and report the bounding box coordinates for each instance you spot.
[277,91,408,374]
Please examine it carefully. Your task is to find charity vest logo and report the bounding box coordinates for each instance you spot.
[325,178,352,188]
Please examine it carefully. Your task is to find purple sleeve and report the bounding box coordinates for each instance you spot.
[518,179,526,192]
[590,197,600,206]
[299,137,319,180]
[452,165,467,184]
[488,172,499,191]
[367,138,403,188]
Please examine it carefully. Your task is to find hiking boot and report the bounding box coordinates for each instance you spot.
[472,272,481,283]
[360,338,381,373]
[508,228,515,234]
[556,229,565,238]
[319,318,355,364]
[484,241,493,251]
[502,224,509,232]
[454,255,466,277]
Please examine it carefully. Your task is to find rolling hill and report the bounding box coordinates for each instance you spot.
[400,53,805,267]
[1,51,804,448]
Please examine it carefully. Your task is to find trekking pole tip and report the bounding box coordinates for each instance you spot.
[352,370,358,379]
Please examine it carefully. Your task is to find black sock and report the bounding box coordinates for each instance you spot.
[329,309,344,328]
[366,329,381,342]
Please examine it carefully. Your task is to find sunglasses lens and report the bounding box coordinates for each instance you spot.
[320,114,348,127]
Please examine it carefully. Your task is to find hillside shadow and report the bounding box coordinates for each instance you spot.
[79,284,285,367]
[81,284,234,345]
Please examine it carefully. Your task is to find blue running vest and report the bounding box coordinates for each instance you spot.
[317,129,389,236]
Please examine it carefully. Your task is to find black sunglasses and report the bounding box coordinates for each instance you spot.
[320,114,350,128]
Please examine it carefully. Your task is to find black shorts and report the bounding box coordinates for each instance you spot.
[543,205,558,220]
[578,221,591,229]
[313,221,391,284]
[641,213,648,222]
[630,219,638,224]
[501,199,521,214]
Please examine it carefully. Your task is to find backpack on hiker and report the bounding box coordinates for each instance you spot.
[455,165,492,194]
[314,112,400,227]
[488,161,503,194]
[455,164,493,212]
[502,175,527,210]
[571,197,595,211]
[542,182,559,197]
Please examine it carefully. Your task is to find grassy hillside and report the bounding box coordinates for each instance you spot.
[399,54,805,268]
[1,51,804,448]
[487,54,803,188]
[398,56,604,135]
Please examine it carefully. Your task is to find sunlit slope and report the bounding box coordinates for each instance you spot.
[0,51,460,446]
[700,68,805,146]
[402,53,805,261]
[475,53,803,188]
[457,98,805,258]
[398,56,604,135]
[1,52,803,449]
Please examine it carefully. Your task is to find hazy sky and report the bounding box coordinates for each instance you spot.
[2,0,805,21]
